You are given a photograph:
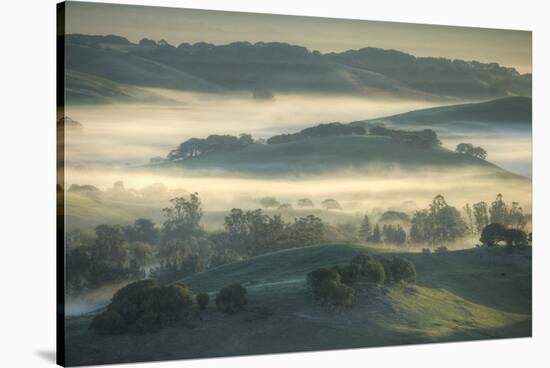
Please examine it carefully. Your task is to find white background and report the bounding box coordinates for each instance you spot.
[0,0,548,367]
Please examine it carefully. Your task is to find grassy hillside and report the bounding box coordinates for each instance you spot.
[65,244,531,366]
[351,97,532,130]
[64,34,531,102]
[157,134,511,177]
[65,70,174,104]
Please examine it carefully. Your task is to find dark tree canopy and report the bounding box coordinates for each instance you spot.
[410,195,467,244]
[369,126,441,148]
[167,134,254,160]
[379,211,411,224]
[455,143,488,160]
[321,199,341,210]
[359,215,372,241]
[90,280,195,335]
[297,198,315,208]
[161,193,204,242]
[259,197,280,209]
[215,284,248,314]
[480,223,507,246]
[267,122,365,144]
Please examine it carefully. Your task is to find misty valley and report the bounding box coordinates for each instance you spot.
[59,30,532,366]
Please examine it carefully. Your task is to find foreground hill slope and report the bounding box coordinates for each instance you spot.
[65,244,531,366]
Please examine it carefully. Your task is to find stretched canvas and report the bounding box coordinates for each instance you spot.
[57,1,532,366]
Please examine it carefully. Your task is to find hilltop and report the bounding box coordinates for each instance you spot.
[153,128,521,179]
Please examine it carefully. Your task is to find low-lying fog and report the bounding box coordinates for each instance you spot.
[63,90,531,177]
[63,91,442,165]
[65,166,532,231]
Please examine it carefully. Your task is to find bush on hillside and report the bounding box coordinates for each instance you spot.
[390,257,417,283]
[348,253,385,284]
[363,259,386,284]
[196,293,210,311]
[480,223,507,246]
[434,246,448,253]
[307,268,355,305]
[215,284,248,314]
[90,279,195,335]
[379,258,394,281]
[331,264,360,285]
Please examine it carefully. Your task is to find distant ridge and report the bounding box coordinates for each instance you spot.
[63,34,531,103]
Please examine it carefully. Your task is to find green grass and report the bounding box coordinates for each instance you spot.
[65,244,531,366]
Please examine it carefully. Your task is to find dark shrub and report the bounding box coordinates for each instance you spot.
[327,282,355,305]
[331,264,360,285]
[89,310,127,335]
[390,257,416,283]
[90,279,195,335]
[215,284,248,314]
[349,253,385,284]
[421,248,431,254]
[351,253,373,271]
[379,258,394,281]
[434,246,448,253]
[364,259,386,284]
[307,268,355,305]
[504,228,528,247]
[196,293,210,311]
[480,223,507,246]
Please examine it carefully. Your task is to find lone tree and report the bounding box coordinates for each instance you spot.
[196,293,210,311]
[322,199,341,210]
[90,280,195,335]
[161,193,204,241]
[297,198,315,208]
[259,197,280,209]
[359,215,372,241]
[480,223,507,246]
[215,284,248,314]
[455,143,488,160]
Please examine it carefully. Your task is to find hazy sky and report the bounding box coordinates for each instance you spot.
[65,1,532,73]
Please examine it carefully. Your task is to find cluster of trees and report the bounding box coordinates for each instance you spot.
[222,209,327,256]
[455,143,488,160]
[67,191,530,296]
[307,252,416,305]
[166,134,254,161]
[358,215,406,245]
[480,223,530,247]
[66,223,155,294]
[369,126,441,148]
[410,195,467,244]
[67,191,332,294]
[90,279,248,335]
[267,122,366,144]
[259,196,341,211]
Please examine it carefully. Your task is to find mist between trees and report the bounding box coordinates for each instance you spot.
[65,189,530,314]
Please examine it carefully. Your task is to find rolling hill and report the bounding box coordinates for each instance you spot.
[155,133,520,178]
[62,34,531,103]
[350,97,532,131]
[65,244,532,366]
